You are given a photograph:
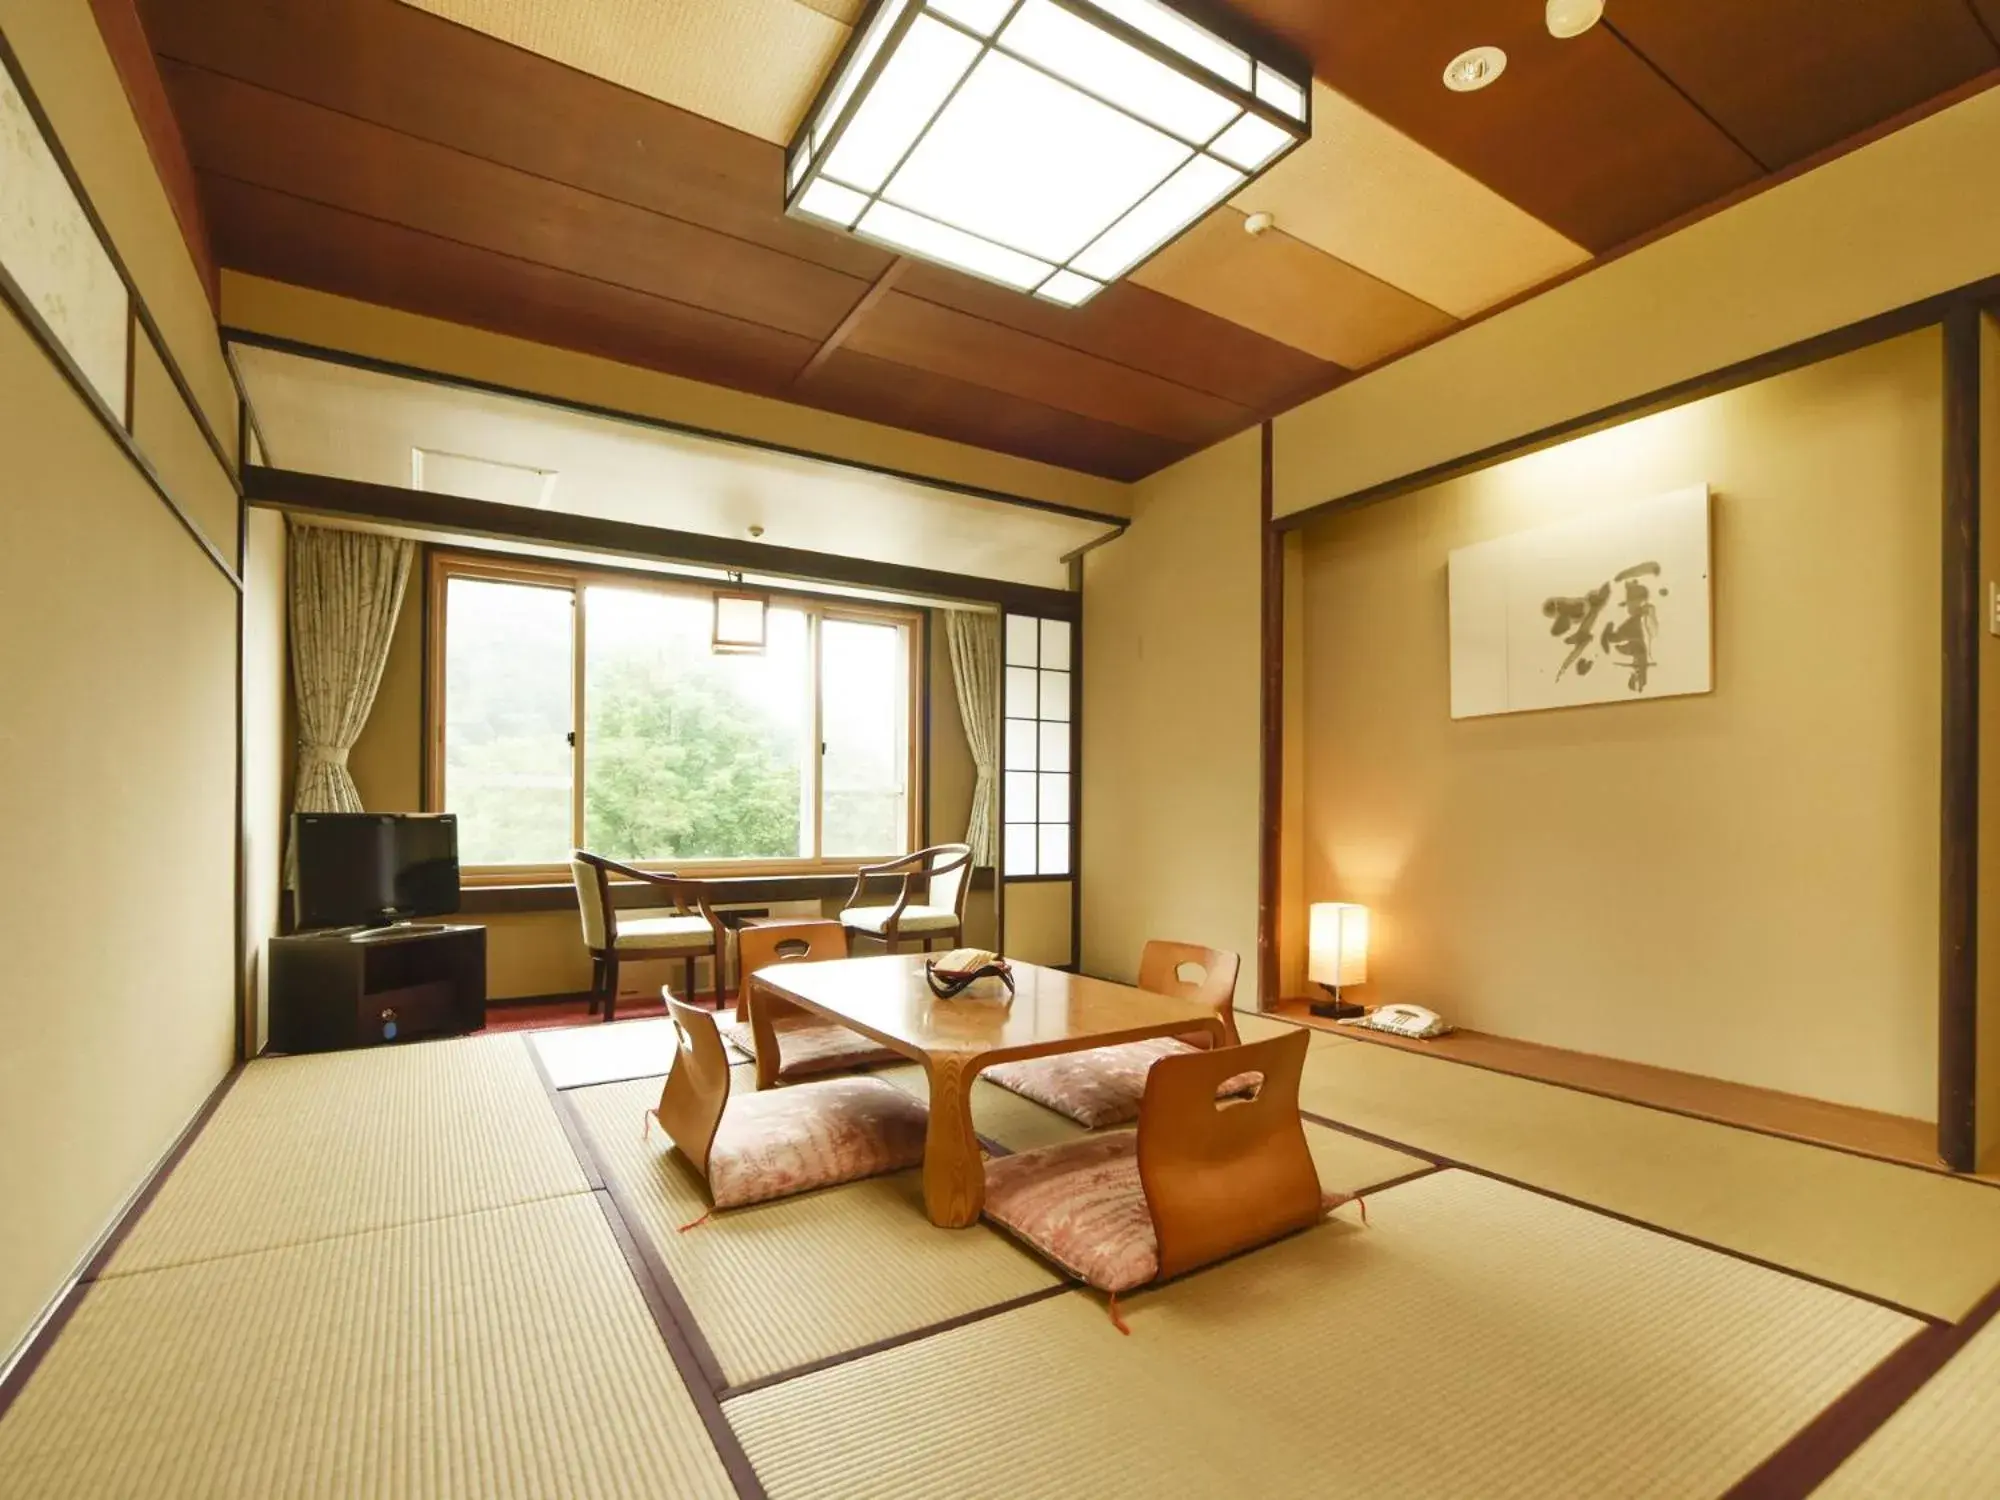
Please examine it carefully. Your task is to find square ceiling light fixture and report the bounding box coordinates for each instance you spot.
[784,0,1310,307]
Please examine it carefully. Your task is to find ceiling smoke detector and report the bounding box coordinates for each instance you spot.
[1244,211,1274,236]
[1443,46,1507,93]
[1546,0,1605,38]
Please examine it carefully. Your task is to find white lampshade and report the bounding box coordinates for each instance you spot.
[1545,0,1605,39]
[712,591,768,655]
[1307,903,1369,989]
[784,0,1311,306]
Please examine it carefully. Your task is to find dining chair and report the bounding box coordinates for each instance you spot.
[984,941,1244,1128]
[570,851,725,1021]
[981,1029,1351,1326]
[722,919,902,1080]
[650,995,929,1211]
[838,842,973,954]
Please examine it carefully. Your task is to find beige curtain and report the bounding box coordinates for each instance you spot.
[288,522,414,815]
[945,609,1001,866]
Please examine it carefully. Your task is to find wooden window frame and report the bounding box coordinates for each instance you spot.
[424,549,924,885]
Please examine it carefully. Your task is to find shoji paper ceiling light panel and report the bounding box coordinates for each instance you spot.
[786,0,1310,306]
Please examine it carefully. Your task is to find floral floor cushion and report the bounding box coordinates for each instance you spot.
[984,1133,1351,1295]
[983,1133,1160,1292]
[706,1075,929,1210]
[723,1016,904,1080]
[983,1037,1260,1130]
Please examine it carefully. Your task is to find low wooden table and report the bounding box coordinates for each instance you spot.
[748,953,1226,1227]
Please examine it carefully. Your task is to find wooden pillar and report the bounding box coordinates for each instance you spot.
[1257,422,1282,1011]
[1941,304,1981,1171]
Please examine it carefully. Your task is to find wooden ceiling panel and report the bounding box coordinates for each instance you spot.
[162,61,868,342]
[891,262,1338,412]
[137,0,893,280]
[202,176,820,393]
[400,0,848,145]
[1223,0,1764,250]
[1132,210,1455,370]
[1609,0,1998,170]
[1232,81,1589,319]
[798,348,1192,483]
[840,293,1253,444]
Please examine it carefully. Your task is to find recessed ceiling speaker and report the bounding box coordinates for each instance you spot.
[1546,0,1605,38]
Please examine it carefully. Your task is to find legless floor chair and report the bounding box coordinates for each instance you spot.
[985,941,1250,1128]
[650,996,928,1211]
[983,1030,1348,1325]
[722,920,903,1081]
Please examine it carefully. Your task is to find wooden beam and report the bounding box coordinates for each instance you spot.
[86,0,218,308]
[243,464,1080,618]
[1276,271,2000,533]
[796,256,906,386]
[1941,302,1982,1171]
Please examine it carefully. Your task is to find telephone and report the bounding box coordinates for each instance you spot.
[925,948,1015,1000]
[1341,1004,1451,1040]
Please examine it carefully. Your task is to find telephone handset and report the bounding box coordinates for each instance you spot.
[1341,1003,1451,1039]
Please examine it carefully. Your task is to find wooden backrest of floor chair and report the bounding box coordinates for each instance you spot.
[1137,940,1242,1047]
[655,995,734,1183]
[1135,1029,1324,1283]
[738,919,849,1027]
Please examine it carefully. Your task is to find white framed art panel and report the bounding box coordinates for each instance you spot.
[1448,484,1713,719]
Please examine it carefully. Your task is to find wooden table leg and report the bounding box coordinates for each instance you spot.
[921,1054,985,1227]
[749,979,782,1092]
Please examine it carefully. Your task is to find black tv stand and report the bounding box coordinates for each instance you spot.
[268,923,486,1053]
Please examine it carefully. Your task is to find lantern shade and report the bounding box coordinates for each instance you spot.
[1307,902,1369,989]
[784,0,1311,306]
[712,591,769,655]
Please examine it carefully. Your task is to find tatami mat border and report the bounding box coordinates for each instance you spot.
[1295,1105,1952,1328]
[530,1054,767,1497]
[0,1063,244,1422]
[1723,1279,2000,1499]
[718,1285,1074,1401]
[525,1036,606,1189]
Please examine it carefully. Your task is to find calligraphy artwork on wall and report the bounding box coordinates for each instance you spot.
[1448,484,1712,719]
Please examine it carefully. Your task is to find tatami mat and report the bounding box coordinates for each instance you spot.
[1297,1040,2000,1320]
[531,1016,683,1089]
[874,1063,1089,1153]
[0,1196,734,1500]
[1815,1311,2000,1496]
[106,1035,589,1276]
[728,1170,1920,1500]
[1235,1009,1342,1046]
[568,1077,1059,1386]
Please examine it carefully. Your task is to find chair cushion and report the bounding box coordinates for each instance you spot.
[723,1018,903,1079]
[984,1038,1258,1129]
[840,904,960,935]
[984,1132,1348,1293]
[983,1133,1158,1293]
[708,1075,929,1210]
[614,912,714,952]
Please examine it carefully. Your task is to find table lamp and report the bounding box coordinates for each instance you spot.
[1308,902,1369,1019]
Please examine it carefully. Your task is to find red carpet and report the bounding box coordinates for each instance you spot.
[481,993,731,1035]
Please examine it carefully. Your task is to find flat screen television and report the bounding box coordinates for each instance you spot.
[293,813,460,929]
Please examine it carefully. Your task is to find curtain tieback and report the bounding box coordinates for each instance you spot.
[298,743,352,771]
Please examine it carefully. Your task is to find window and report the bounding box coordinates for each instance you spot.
[1001,612,1073,877]
[431,556,919,873]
